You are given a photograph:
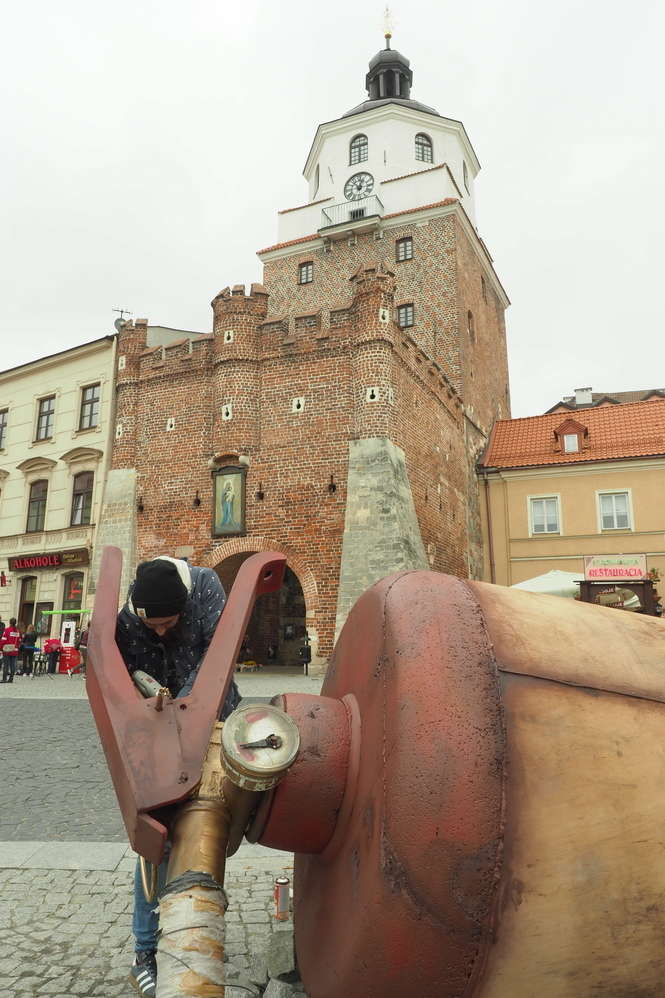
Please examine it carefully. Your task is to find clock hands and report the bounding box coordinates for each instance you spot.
[239,733,283,750]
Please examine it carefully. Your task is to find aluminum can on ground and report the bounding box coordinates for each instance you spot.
[274,876,290,920]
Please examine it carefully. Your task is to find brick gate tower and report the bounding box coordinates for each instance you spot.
[95,33,510,671]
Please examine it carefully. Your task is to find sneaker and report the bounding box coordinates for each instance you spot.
[130,950,157,996]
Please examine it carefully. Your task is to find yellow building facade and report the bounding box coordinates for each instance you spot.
[479,400,665,586]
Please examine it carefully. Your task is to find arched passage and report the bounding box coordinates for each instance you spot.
[215,552,309,669]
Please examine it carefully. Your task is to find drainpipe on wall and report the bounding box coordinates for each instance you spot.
[483,471,496,584]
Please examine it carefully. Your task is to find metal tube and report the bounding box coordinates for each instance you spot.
[156,723,231,997]
[132,669,167,699]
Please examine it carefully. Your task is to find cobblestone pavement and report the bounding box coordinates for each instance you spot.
[0,671,323,996]
[0,845,300,997]
[0,671,323,841]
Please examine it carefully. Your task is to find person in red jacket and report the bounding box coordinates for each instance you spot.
[43,635,62,675]
[2,618,22,683]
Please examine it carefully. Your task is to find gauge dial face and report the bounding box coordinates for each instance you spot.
[344,172,374,201]
[221,703,300,790]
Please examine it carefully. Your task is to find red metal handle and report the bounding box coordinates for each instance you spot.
[87,545,286,863]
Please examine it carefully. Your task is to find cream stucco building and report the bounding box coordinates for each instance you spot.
[0,336,116,638]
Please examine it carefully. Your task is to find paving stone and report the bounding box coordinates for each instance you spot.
[0,676,321,994]
[264,979,297,998]
[268,925,297,980]
[248,948,270,988]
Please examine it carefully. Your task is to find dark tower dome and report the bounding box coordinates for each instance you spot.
[343,37,440,119]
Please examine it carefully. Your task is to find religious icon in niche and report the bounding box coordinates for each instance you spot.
[213,467,246,537]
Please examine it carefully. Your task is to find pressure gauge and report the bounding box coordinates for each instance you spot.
[222,703,300,792]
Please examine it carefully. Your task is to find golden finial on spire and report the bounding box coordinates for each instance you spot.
[383,5,394,48]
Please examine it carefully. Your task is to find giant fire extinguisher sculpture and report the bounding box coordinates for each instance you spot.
[88,547,665,997]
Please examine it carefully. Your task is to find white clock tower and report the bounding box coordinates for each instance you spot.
[277,32,479,245]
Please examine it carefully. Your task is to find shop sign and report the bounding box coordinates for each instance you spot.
[584,554,647,581]
[8,548,89,572]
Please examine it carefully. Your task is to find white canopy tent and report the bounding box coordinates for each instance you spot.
[511,570,581,598]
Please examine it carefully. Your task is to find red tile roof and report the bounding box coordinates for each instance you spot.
[481,399,665,469]
[257,232,322,255]
[382,164,446,184]
[278,196,334,215]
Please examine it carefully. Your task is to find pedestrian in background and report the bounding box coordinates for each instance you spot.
[44,634,62,675]
[1,618,22,683]
[20,624,38,676]
[73,622,89,676]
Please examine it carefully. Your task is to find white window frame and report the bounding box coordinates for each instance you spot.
[396,237,413,262]
[397,303,414,328]
[563,433,579,453]
[596,489,633,532]
[35,394,56,441]
[298,261,313,285]
[527,493,562,537]
[415,132,433,163]
[349,134,368,166]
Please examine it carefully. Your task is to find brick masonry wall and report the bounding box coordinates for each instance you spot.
[106,208,509,659]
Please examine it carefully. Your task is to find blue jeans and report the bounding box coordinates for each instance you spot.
[2,655,16,681]
[132,850,169,952]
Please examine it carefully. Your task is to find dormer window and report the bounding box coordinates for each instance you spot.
[350,134,368,165]
[553,417,588,454]
[415,133,433,163]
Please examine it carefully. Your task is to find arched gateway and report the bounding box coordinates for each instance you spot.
[205,537,322,671]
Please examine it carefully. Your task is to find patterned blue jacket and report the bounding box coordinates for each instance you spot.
[115,565,240,719]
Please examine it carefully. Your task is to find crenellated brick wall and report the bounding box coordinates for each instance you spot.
[105,205,509,664]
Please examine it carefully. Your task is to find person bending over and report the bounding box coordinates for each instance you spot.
[115,556,241,997]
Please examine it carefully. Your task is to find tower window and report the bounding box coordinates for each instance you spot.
[313,164,320,198]
[463,160,470,193]
[0,409,7,449]
[298,262,313,285]
[397,304,414,328]
[481,275,487,302]
[396,237,413,262]
[415,133,433,163]
[349,134,368,165]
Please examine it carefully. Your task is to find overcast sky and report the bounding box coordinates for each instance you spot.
[2,0,664,416]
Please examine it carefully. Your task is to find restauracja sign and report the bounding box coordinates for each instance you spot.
[584,554,647,581]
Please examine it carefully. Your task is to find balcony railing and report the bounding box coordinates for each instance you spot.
[320,195,384,231]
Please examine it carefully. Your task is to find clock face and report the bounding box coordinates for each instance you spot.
[344,172,375,201]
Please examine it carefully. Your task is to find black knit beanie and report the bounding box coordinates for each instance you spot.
[132,559,188,619]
